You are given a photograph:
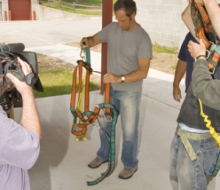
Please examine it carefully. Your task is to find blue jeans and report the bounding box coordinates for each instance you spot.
[170,132,218,190]
[97,86,141,169]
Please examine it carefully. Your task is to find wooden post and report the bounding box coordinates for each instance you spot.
[101,0,113,95]
[8,10,11,21]
[4,11,7,21]
[33,11,36,20]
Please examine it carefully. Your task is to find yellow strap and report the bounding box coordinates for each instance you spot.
[77,77,86,113]
[198,99,220,148]
[180,131,197,160]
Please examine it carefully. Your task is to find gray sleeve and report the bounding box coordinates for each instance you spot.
[97,23,113,43]
[0,108,40,170]
[192,59,220,110]
[138,34,152,59]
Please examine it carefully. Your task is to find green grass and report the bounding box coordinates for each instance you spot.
[39,0,103,15]
[76,0,102,5]
[34,70,99,98]
[153,43,178,54]
[171,64,177,70]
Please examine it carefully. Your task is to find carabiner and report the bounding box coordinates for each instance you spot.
[80,42,87,60]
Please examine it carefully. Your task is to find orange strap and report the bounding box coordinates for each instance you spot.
[105,83,111,119]
[191,1,212,49]
[70,60,111,136]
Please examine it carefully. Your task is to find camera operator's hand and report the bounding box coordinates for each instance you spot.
[6,57,33,95]
[187,39,206,59]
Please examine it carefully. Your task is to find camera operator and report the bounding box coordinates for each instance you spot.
[0,57,41,190]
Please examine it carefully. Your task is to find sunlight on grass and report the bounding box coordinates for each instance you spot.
[34,70,99,98]
[153,43,178,54]
[171,64,177,70]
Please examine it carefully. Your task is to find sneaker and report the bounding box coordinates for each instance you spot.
[118,167,138,179]
[88,157,108,169]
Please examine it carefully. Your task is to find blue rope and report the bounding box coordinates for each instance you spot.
[87,103,118,186]
[86,48,91,66]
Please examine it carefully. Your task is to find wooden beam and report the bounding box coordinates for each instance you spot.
[100,0,113,94]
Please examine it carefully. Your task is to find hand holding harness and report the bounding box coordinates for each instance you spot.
[70,44,118,185]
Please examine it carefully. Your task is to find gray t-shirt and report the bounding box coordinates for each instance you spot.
[98,22,152,92]
[0,106,40,190]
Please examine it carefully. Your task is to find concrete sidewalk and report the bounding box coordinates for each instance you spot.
[14,45,219,190]
[2,19,219,190]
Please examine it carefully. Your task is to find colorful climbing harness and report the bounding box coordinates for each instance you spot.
[70,43,118,185]
[191,0,220,178]
[191,1,220,72]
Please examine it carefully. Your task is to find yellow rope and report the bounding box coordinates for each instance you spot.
[74,76,87,142]
[198,99,220,148]
[77,77,86,112]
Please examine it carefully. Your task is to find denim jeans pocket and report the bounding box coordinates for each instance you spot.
[203,141,219,176]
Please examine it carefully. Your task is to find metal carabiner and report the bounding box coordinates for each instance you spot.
[80,42,87,61]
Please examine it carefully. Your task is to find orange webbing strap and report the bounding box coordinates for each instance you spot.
[191,0,212,49]
[70,63,78,108]
[197,25,211,49]
[70,60,93,136]
[70,60,91,110]
[195,2,211,32]
[85,64,90,112]
[105,83,111,120]
[70,60,112,136]
[191,1,220,70]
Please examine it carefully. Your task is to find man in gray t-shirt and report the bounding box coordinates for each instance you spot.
[0,57,41,190]
[81,0,152,179]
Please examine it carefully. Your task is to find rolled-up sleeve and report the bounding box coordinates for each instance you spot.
[0,108,40,170]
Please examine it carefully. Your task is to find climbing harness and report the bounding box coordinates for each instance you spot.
[70,43,118,185]
[190,0,220,178]
[191,0,220,72]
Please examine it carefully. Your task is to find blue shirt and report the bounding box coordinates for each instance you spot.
[178,32,197,92]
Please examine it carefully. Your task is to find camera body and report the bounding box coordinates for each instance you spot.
[0,43,43,111]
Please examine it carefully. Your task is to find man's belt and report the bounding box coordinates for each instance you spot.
[177,126,212,160]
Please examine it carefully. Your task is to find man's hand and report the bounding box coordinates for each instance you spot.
[103,73,121,83]
[187,39,206,59]
[173,87,182,102]
[6,57,33,94]
[80,37,90,48]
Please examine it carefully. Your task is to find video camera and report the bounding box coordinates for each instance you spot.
[0,43,43,111]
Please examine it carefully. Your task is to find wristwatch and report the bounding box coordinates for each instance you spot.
[121,76,125,83]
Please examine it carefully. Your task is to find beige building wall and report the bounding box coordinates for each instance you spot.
[136,0,188,48]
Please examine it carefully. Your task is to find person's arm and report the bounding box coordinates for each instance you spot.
[185,0,220,39]
[187,39,220,109]
[182,4,199,41]
[81,34,102,48]
[203,0,220,38]
[103,58,150,83]
[6,57,41,137]
[173,59,187,102]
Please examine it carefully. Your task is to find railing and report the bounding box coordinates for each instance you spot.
[38,0,102,14]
